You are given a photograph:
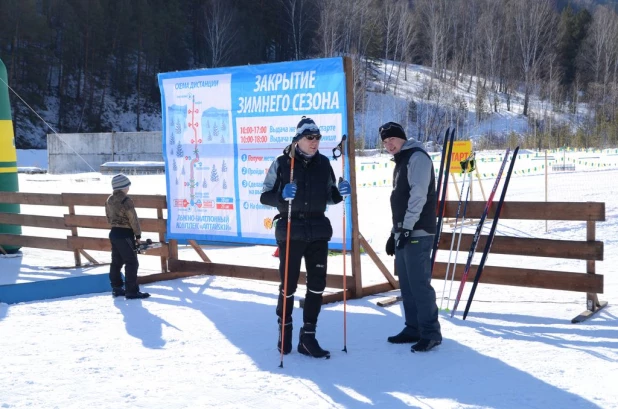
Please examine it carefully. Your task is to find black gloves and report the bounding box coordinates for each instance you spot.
[396,229,413,250]
[386,234,395,256]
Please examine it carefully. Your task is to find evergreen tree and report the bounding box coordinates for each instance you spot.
[173,158,177,171]
[223,179,227,189]
[202,178,207,188]
[557,6,592,88]
[177,141,183,157]
[210,164,220,182]
[222,160,228,172]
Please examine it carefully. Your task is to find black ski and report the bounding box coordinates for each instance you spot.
[450,148,511,318]
[462,147,519,319]
[431,128,456,275]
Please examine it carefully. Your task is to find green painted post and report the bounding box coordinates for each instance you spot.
[0,58,22,253]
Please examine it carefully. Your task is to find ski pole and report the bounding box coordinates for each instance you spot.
[279,142,296,368]
[446,168,472,310]
[332,135,348,352]
[439,154,471,310]
[431,128,455,276]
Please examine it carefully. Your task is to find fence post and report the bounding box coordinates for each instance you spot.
[157,207,167,273]
[572,218,608,323]
[68,204,82,266]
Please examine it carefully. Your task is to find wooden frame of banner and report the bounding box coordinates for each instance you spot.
[160,56,399,305]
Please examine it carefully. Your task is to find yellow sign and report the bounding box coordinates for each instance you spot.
[448,140,472,173]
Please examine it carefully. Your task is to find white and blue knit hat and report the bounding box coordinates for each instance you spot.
[111,174,131,190]
[294,116,321,141]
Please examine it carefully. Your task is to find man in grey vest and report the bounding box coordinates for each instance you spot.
[381,122,442,352]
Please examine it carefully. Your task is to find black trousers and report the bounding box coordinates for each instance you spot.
[109,237,140,293]
[276,240,328,326]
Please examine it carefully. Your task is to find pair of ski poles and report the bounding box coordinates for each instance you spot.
[278,136,349,367]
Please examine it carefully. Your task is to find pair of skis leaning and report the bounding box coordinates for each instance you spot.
[450,146,519,318]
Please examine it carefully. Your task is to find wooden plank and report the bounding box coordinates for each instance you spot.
[438,233,603,261]
[61,193,167,208]
[157,207,167,274]
[63,214,166,233]
[572,301,608,323]
[166,259,347,289]
[0,192,64,206]
[0,234,69,251]
[188,239,211,262]
[442,201,605,221]
[344,56,363,298]
[377,295,402,307]
[66,236,169,257]
[359,234,397,289]
[432,262,603,293]
[79,249,100,264]
[0,212,68,230]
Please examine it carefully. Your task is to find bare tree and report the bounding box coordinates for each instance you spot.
[203,0,238,68]
[278,0,310,60]
[416,0,448,94]
[512,0,556,116]
[480,0,504,91]
[585,5,618,129]
[381,0,401,93]
[316,0,342,57]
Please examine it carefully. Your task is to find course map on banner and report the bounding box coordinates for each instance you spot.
[158,57,350,248]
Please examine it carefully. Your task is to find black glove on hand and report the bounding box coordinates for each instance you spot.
[396,229,413,250]
[385,234,395,256]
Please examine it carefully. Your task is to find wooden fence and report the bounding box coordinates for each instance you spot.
[367,201,607,323]
[0,192,608,322]
[0,192,169,273]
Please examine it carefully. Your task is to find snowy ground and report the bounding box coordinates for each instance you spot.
[1,151,617,409]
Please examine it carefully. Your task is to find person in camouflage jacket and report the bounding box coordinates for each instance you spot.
[105,174,149,299]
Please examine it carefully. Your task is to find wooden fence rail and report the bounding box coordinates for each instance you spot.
[0,192,169,272]
[0,192,608,322]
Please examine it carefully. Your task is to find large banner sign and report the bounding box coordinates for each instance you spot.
[158,57,350,248]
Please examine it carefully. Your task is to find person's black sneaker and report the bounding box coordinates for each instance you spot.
[297,324,330,359]
[277,319,293,355]
[112,287,125,297]
[125,291,150,300]
[411,339,441,352]
[387,329,420,344]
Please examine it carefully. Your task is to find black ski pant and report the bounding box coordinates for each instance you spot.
[109,237,140,293]
[276,240,328,327]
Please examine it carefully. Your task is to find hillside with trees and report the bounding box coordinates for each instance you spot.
[1,0,617,150]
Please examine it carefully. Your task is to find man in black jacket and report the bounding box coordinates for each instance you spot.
[381,122,442,352]
[260,116,351,359]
